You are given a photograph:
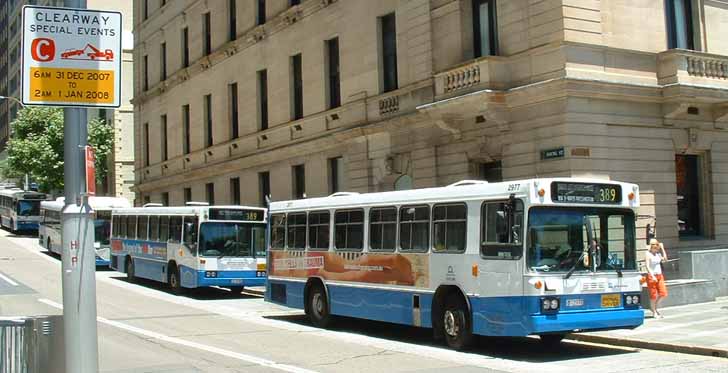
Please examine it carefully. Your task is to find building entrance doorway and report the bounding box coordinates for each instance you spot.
[675,154,701,237]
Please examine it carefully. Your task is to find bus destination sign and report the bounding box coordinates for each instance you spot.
[209,209,264,222]
[21,6,122,107]
[551,182,622,204]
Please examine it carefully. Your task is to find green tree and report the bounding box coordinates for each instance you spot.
[3,107,114,193]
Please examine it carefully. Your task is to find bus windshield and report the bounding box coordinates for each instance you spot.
[198,222,266,258]
[527,207,636,273]
[17,200,40,216]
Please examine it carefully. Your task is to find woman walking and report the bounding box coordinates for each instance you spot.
[645,239,668,318]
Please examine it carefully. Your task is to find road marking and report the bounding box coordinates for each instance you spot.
[0,272,19,286]
[625,315,728,336]
[37,298,319,373]
[662,324,728,343]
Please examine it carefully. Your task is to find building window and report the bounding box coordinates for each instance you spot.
[184,187,192,203]
[479,160,502,182]
[329,156,344,194]
[160,114,168,161]
[161,192,169,207]
[203,12,211,56]
[289,0,300,6]
[161,0,167,6]
[143,122,150,167]
[256,0,266,25]
[676,154,702,237]
[182,104,190,154]
[326,37,341,109]
[181,27,189,68]
[230,177,240,205]
[228,0,237,42]
[229,83,239,139]
[666,0,694,50]
[291,54,303,120]
[143,0,148,20]
[257,69,268,131]
[293,164,305,199]
[472,0,498,57]
[259,171,270,206]
[160,42,166,80]
[206,183,215,205]
[143,55,148,90]
[204,94,213,147]
[380,13,398,93]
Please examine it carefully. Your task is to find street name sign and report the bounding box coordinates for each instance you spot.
[21,6,122,107]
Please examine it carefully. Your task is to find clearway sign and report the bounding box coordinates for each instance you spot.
[21,6,122,107]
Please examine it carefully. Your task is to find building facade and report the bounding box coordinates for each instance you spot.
[0,0,136,201]
[133,0,728,251]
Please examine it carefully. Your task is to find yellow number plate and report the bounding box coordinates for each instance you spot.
[601,294,620,308]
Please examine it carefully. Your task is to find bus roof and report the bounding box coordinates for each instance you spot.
[41,196,131,211]
[112,205,266,216]
[269,178,639,212]
[0,188,46,200]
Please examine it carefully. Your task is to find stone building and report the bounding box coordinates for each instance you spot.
[132,0,728,250]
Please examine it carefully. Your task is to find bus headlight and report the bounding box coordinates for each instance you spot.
[541,297,560,312]
[205,271,218,278]
[624,294,640,307]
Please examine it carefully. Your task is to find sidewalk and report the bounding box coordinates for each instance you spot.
[569,297,728,358]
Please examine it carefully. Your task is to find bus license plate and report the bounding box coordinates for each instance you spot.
[231,279,243,284]
[566,298,584,307]
[601,294,620,308]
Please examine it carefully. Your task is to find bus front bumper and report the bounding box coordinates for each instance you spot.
[194,270,266,288]
[528,308,644,334]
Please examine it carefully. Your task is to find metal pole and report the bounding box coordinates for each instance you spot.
[61,0,98,372]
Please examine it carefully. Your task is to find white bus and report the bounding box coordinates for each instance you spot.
[0,188,46,232]
[110,205,268,294]
[265,178,644,349]
[39,197,131,266]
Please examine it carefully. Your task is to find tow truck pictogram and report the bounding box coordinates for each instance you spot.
[60,43,114,61]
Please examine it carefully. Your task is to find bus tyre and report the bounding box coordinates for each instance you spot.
[307,283,331,328]
[168,265,183,295]
[126,257,135,282]
[46,239,52,253]
[443,294,473,350]
[540,334,565,347]
[229,286,244,295]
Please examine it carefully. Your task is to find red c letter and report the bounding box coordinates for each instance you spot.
[30,38,55,62]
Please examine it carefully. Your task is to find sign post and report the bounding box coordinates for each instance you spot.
[85,145,96,196]
[22,2,121,372]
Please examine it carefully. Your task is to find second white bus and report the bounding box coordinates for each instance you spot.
[39,197,132,266]
[0,188,46,232]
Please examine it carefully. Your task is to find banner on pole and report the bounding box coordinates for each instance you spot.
[85,145,95,196]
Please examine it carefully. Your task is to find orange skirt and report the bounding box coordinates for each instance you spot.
[647,274,668,300]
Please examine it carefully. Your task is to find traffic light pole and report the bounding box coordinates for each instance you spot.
[61,0,99,371]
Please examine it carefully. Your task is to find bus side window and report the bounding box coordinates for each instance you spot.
[138,216,149,241]
[334,209,364,251]
[160,216,169,242]
[128,216,138,240]
[149,216,160,241]
[433,203,467,253]
[370,207,396,252]
[308,211,330,251]
[169,216,182,243]
[480,200,524,259]
[119,216,127,238]
[183,216,198,252]
[270,214,286,250]
[399,205,429,253]
[287,213,307,250]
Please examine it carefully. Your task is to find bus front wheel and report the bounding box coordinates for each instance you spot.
[168,265,183,295]
[307,283,331,328]
[443,294,473,350]
[126,257,135,282]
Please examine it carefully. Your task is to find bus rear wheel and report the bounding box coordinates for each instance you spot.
[126,257,135,282]
[168,265,183,295]
[443,294,473,350]
[307,283,331,328]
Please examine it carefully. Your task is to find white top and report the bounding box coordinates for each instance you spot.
[646,250,663,275]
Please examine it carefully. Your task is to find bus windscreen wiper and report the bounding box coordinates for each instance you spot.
[563,251,587,279]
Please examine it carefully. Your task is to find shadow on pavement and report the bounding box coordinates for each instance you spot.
[264,314,637,363]
[107,275,262,301]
